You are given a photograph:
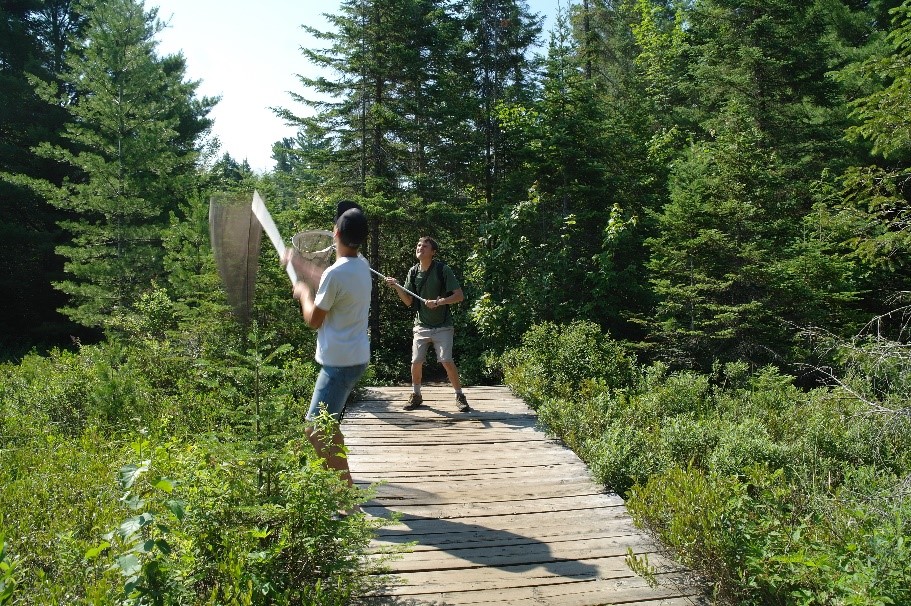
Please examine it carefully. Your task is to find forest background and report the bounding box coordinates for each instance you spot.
[1,0,911,604]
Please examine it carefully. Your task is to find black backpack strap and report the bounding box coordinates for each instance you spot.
[435,261,453,324]
[407,263,422,310]
[436,260,446,296]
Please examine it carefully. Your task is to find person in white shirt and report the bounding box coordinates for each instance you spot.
[283,201,370,487]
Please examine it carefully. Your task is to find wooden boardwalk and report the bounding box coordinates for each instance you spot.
[344,385,705,606]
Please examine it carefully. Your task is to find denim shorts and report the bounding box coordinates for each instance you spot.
[306,363,368,421]
[412,325,455,363]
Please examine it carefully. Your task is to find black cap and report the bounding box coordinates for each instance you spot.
[335,200,361,221]
[336,207,368,248]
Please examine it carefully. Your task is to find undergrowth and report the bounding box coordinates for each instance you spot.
[501,320,911,605]
[0,325,389,605]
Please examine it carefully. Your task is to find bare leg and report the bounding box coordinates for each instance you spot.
[306,425,353,487]
[441,359,462,390]
[411,362,423,386]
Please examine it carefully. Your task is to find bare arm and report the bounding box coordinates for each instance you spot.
[293,281,327,329]
[283,247,327,329]
[428,287,463,309]
[385,276,414,307]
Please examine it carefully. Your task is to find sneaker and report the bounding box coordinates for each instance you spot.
[403,393,423,410]
[455,392,470,412]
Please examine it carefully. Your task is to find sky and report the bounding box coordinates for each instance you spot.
[152,0,565,173]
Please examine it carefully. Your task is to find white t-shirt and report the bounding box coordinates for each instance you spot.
[313,256,371,367]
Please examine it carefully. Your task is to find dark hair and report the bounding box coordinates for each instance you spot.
[419,236,438,252]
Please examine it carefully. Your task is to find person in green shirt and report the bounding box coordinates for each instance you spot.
[385,236,469,412]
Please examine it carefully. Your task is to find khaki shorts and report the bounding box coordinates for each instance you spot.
[412,325,455,363]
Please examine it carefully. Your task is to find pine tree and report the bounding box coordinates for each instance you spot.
[0,0,88,348]
[837,0,911,271]
[22,0,215,329]
[465,0,543,205]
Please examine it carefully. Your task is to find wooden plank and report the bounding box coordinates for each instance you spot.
[348,443,583,459]
[371,524,644,553]
[371,509,639,542]
[372,573,697,605]
[366,476,598,499]
[372,556,690,595]
[344,385,704,606]
[345,433,552,446]
[373,536,665,572]
[374,579,698,606]
[360,494,627,521]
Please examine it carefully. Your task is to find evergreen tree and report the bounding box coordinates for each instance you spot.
[19,0,215,329]
[836,0,911,277]
[276,0,539,354]
[469,8,643,350]
[0,0,87,350]
[642,0,863,368]
[570,0,641,95]
[465,0,543,205]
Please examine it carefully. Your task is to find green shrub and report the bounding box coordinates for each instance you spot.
[707,417,791,476]
[536,386,614,453]
[501,320,636,405]
[146,435,385,605]
[0,527,21,605]
[627,464,754,603]
[1,348,94,436]
[503,320,911,605]
[0,330,388,605]
[636,365,711,420]
[0,428,123,604]
[588,423,658,494]
[660,414,719,469]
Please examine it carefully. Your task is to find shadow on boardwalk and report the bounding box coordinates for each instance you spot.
[347,386,540,433]
[367,505,600,578]
[346,386,706,606]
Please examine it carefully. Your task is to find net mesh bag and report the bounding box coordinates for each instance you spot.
[209,193,262,324]
[290,229,335,296]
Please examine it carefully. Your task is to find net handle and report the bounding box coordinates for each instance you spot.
[292,227,427,303]
[362,263,426,304]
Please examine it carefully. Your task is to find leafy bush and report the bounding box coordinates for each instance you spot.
[588,422,657,494]
[660,414,718,470]
[84,435,385,606]
[1,348,94,435]
[501,321,911,605]
[0,328,385,605]
[629,464,911,606]
[501,320,636,405]
[636,363,711,420]
[707,417,791,476]
[0,429,122,604]
[0,528,19,606]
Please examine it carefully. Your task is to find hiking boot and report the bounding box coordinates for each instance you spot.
[403,393,423,411]
[455,392,470,412]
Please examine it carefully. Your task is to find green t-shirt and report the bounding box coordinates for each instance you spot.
[404,260,461,328]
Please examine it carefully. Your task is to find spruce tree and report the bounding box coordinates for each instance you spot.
[837,1,911,271]
[23,0,214,329]
[465,0,542,205]
[0,0,87,348]
[642,0,862,368]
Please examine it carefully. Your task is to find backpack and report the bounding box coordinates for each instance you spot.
[407,259,452,310]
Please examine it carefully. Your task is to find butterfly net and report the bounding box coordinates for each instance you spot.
[290,229,335,297]
[209,192,262,324]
